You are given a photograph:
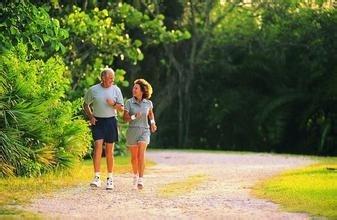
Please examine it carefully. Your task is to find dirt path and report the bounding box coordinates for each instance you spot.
[25,150,313,219]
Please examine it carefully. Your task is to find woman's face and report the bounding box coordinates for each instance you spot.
[132,84,143,99]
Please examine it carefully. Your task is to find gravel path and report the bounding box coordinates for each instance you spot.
[25,150,314,219]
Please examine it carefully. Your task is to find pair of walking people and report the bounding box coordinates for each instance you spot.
[84,68,157,190]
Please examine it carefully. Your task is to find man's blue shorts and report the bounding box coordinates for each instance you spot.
[91,117,118,143]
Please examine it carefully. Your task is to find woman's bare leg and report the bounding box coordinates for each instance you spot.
[137,142,148,178]
[129,146,139,175]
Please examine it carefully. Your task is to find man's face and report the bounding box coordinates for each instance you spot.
[101,72,114,88]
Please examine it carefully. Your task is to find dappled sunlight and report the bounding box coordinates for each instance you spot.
[158,174,209,198]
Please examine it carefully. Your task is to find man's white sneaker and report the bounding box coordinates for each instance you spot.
[90,176,101,187]
[106,177,114,190]
[137,177,144,190]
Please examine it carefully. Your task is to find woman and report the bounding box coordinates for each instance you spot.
[123,79,157,190]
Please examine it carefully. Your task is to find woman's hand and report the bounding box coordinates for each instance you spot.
[150,123,157,133]
[135,112,142,118]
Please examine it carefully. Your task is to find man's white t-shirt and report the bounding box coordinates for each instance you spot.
[84,84,123,118]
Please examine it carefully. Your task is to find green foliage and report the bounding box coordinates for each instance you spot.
[115,3,190,45]
[60,3,189,99]
[115,119,128,156]
[191,2,337,154]
[5,0,335,173]
[140,0,337,155]
[0,44,91,177]
[0,0,190,177]
[62,6,134,98]
[0,0,68,58]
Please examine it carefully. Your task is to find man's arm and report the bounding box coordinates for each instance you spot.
[114,103,124,112]
[116,88,124,112]
[84,103,97,125]
[107,88,124,112]
[106,99,124,112]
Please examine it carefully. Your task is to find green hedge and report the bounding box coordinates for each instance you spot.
[0,44,91,177]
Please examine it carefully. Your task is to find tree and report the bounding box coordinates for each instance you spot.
[135,0,337,155]
[39,1,190,99]
[142,0,246,146]
[192,0,337,154]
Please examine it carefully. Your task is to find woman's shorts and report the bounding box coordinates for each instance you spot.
[126,127,150,146]
[91,117,118,143]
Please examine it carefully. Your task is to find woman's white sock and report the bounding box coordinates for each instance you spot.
[108,172,113,179]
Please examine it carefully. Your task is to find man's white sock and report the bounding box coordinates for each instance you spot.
[95,172,100,178]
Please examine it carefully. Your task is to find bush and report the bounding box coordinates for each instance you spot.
[0,44,91,177]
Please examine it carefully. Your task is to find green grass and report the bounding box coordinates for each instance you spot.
[0,208,41,219]
[253,157,337,219]
[0,155,155,218]
[158,174,209,198]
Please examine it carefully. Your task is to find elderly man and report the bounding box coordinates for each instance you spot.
[84,68,124,190]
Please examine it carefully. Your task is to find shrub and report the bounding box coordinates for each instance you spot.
[0,44,91,177]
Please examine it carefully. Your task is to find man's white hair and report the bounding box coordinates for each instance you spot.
[100,67,115,78]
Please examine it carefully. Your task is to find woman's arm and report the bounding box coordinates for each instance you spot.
[123,110,132,122]
[148,108,157,133]
[148,108,155,121]
[123,110,142,122]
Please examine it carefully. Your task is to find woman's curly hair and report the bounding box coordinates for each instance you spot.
[134,79,153,99]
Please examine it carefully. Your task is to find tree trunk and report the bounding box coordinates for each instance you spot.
[162,45,186,146]
[178,70,184,146]
[82,0,88,11]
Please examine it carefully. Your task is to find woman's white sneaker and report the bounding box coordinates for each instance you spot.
[106,177,114,190]
[90,176,101,187]
[137,177,144,190]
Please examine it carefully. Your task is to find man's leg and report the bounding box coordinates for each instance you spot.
[105,142,115,190]
[93,140,104,172]
[90,139,103,187]
[105,143,114,173]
